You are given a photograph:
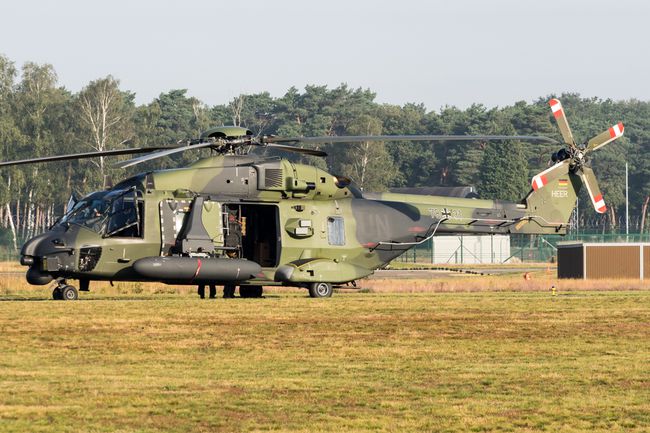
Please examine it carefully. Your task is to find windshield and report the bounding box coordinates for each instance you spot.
[59,188,141,236]
[59,193,111,231]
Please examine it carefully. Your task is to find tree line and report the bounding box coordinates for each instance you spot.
[0,54,648,251]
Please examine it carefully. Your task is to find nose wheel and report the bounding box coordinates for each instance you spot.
[52,280,78,301]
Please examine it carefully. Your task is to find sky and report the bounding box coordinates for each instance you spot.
[2,0,649,110]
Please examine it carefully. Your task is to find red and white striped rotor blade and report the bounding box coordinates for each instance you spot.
[578,167,607,214]
[586,122,624,152]
[531,160,570,191]
[549,99,577,148]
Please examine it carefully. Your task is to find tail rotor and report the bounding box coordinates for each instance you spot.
[530,98,624,214]
[549,98,578,149]
[578,166,607,214]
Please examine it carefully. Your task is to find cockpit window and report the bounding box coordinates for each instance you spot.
[60,195,111,232]
[58,188,143,237]
[105,190,142,237]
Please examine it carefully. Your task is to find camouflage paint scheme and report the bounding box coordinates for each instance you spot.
[21,151,580,290]
[18,98,625,298]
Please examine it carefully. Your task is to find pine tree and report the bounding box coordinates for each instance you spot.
[479,140,529,202]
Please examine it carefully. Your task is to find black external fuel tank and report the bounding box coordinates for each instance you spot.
[133,256,262,283]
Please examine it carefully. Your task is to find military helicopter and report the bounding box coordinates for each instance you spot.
[1,99,623,300]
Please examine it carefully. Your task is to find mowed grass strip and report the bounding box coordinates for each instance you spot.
[0,291,648,432]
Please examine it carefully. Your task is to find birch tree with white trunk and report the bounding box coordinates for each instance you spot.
[77,76,134,185]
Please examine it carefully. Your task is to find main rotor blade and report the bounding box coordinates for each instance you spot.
[531,159,571,191]
[263,134,557,145]
[264,143,327,157]
[114,141,215,168]
[578,166,607,214]
[586,122,624,153]
[549,99,577,148]
[0,146,171,167]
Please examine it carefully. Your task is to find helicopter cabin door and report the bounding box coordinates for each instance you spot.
[223,204,280,267]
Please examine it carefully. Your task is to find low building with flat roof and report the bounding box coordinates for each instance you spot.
[557,242,650,279]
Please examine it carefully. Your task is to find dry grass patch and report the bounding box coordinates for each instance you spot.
[363,275,650,293]
[0,291,648,432]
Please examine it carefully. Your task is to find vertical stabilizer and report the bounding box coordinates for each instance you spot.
[521,161,581,233]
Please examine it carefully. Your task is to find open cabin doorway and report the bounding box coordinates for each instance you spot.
[225,203,280,267]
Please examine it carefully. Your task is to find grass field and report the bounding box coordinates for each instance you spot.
[0,288,649,432]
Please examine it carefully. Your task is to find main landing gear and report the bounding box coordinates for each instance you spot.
[308,282,333,298]
[52,279,78,301]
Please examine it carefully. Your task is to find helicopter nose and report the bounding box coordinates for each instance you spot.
[20,230,78,285]
[20,234,48,273]
[20,234,54,285]
[21,232,56,257]
[21,230,76,258]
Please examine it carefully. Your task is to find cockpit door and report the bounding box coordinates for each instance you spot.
[93,188,158,277]
[104,188,142,238]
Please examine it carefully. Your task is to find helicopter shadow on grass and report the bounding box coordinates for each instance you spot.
[0,294,287,302]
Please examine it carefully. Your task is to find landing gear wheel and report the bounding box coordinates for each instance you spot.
[240,285,263,298]
[61,285,78,301]
[308,282,333,298]
[52,287,63,300]
[223,284,236,298]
